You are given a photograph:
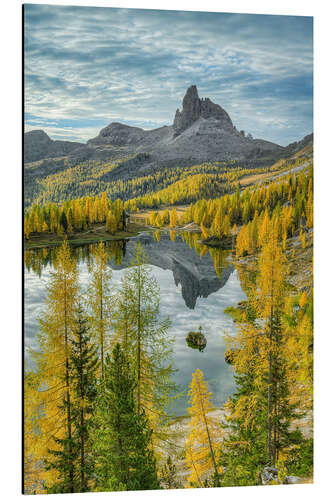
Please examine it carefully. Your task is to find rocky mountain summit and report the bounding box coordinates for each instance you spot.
[87,85,283,163]
[24,129,83,164]
[173,85,234,136]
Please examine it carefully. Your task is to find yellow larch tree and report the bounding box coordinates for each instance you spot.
[24,372,45,494]
[210,202,224,239]
[200,222,210,239]
[255,228,287,465]
[29,238,79,491]
[185,369,222,487]
[299,227,307,249]
[105,210,117,234]
[87,241,113,379]
[99,191,108,221]
[169,229,176,242]
[24,215,32,239]
[236,224,250,257]
[258,209,270,247]
[231,223,237,255]
[169,207,178,228]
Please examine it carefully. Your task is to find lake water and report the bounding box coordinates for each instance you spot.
[24,231,247,416]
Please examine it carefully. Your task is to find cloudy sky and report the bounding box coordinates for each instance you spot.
[24,4,313,146]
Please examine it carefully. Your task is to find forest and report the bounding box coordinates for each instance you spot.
[24,158,313,492]
[139,167,313,259]
[24,152,306,209]
[24,192,125,240]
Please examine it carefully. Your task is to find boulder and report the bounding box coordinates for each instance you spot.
[261,467,279,485]
[284,475,303,484]
[260,466,302,485]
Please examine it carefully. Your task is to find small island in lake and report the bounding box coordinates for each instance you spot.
[186,328,207,352]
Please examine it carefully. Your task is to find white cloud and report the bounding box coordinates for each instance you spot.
[24,5,313,145]
[24,123,100,142]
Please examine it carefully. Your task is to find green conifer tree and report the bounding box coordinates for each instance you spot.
[93,344,160,491]
[45,306,99,493]
[70,306,99,491]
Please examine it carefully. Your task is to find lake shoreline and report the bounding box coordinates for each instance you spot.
[23,221,151,250]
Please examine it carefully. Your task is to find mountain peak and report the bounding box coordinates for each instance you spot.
[173,85,234,136]
[183,84,199,101]
[25,129,52,141]
[24,129,83,163]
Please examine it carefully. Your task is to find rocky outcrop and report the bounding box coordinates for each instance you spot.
[260,467,303,485]
[86,85,284,164]
[88,122,146,146]
[283,132,313,156]
[173,85,234,136]
[24,130,83,163]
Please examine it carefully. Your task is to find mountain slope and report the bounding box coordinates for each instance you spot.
[23,85,313,208]
[24,130,84,163]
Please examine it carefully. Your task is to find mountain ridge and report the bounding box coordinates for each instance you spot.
[87,85,284,163]
[24,129,84,164]
[25,85,312,166]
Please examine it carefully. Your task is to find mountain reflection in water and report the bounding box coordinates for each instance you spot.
[24,231,247,415]
[24,231,233,309]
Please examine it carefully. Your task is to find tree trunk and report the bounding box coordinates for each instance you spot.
[196,374,219,480]
[267,284,274,465]
[64,278,74,493]
[137,268,141,415]
[79,325,85,491]
[100,276,104,379]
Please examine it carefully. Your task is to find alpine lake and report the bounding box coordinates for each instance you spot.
[24,230,247,416]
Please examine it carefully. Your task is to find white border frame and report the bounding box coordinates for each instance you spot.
[1,1,332,499]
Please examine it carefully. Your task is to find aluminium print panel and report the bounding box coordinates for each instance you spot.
[23,3,313,494]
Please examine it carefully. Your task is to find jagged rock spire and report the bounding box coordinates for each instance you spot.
[173,85,234,136]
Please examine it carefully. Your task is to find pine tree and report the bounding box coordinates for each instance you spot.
[160,455,180,489]
[60,211,68,232]
[185,369,222,487]
[122,242,173,418]
[112,273,134,351]
[93,344,160,491]
[87,242,113,379]
[69,306,99,492]
[219,348,268,486]
[221,231,302,484]
[45,404,77,493]
[32,239,79,491]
